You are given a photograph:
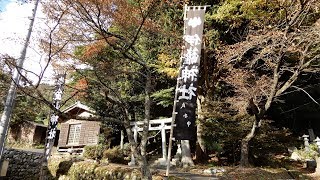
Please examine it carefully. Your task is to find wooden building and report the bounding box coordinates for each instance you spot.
[57,101,100,152]
[8,121,49,145]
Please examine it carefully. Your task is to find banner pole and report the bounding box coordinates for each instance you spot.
[164,52,183,178]
[164,5,188,177]
[164,81,179,178]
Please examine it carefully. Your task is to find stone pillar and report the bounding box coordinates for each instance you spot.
[161,122,167,160]
[134,125,138,142]
[120,130,124,149]
[128,125,138,166]
[171,144,182,166]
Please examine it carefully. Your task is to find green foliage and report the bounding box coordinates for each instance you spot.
[0,80,52,128]
[118,143,132,157]
[33,143,45,149]
[11,94,40,125]
[56,161,74,177]
[47,158,61,177]
[151,87,174,107]
[202,111,301,166]
[155,53,179,78]
[68,161,98,180]
[202,114,250,155]
[209,0,280,27]
[6,139,44,149]
[205,141,223,152]
[83,144,107,160]
[103,145,127,164]
[64,161,142,180]
[94,166,141,180]
[40,0,320,170]
[6,140,33,149]
[294,144,319,160]
[250,125,301,167]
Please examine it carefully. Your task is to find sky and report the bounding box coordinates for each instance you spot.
[0,0,11,12]
[0,0,54,84]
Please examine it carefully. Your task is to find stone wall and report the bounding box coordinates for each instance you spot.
[2,148,44,179]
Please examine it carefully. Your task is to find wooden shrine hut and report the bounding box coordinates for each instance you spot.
[57,101,100,153]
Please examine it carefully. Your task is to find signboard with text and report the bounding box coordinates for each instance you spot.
[174,6,206,140]
[43,73,66,160]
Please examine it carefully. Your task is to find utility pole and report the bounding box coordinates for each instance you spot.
[0,0,40,159]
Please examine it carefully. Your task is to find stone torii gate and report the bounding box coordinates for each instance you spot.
[128,118,172,166]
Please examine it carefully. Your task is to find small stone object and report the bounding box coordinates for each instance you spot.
[117,172,123,179]
[124,174,130,180]
[203,168,225,175]
[288,146,297,155]
[290,151,301,161]
[131,175,137,180]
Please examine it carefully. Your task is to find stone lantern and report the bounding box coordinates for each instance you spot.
[314,137,320,153]
[302,134,310,150]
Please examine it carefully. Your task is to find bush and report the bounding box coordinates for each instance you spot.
[295,143,319,160]
[68,161,98,180]
[103,145,127,164]
[48,157,82,178]
[67,161,141,180]
[56,161,74,177]
[83,144,106,160]
[122,143,131,156]
[94,166,141,180]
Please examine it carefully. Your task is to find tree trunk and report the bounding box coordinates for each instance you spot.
[181,140,194,168]
[195,95,208,162]
[123,110,140,162]
[196,124,208,161]
[140,72,152,180]
[240,118,261,167]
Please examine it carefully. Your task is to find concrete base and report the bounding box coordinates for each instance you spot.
[157,158,167,166]
[0,160,9,177]
[171,158,181,166]
[128,154,136,166]
[152,157,171,168]
[128,160,136,166]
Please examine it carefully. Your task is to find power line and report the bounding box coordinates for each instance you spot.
[292,85,320,106]
[280,97,320,114]
[277,82,320,96]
